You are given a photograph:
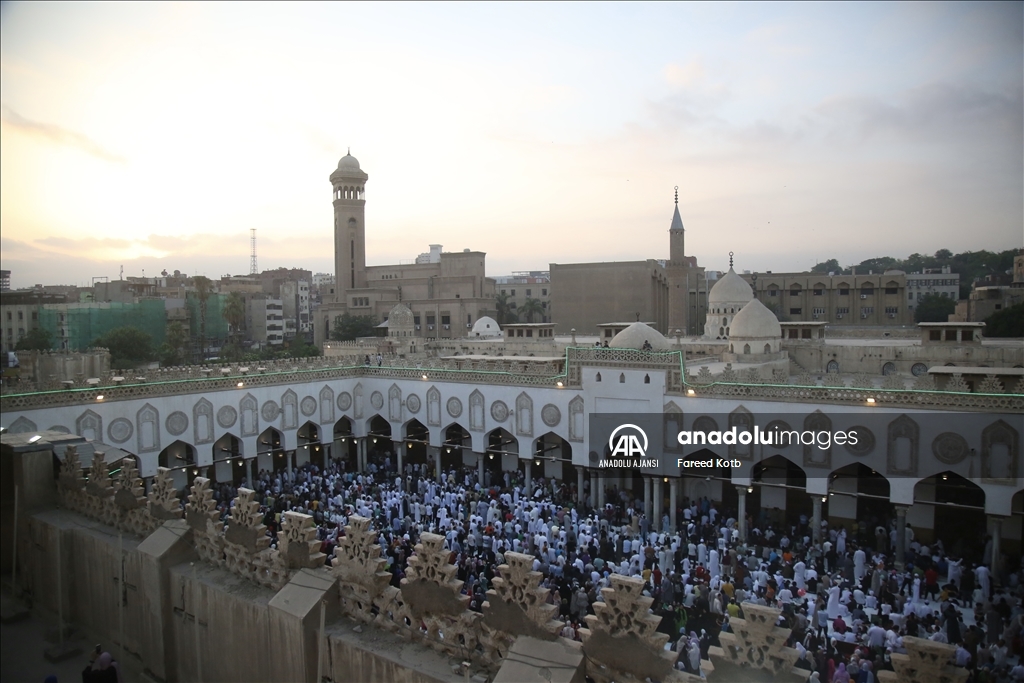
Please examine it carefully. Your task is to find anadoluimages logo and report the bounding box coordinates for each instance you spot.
[602,423,658,467]
[609,424,648,457]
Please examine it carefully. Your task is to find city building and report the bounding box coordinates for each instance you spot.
[247,295,285,348]
[0,269,10,292]
[550,191,707,337]
[313,153,497,347]
[905,266,960,317]
[742,270,911,325]
[494,271,551,323]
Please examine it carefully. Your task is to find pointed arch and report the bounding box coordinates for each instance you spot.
[515,391,534,437]
[426,385,442,426]
[802,410,832,469]
[728,405,754,460]
[568,395,585,443]
[353,382,365,419]
[982,418,1019,482]
[281,389,299,430]
[193,397,214,446]
[388,383,403,422]
[239,393,259,436]
[136,402,161,453]
[8,416,37,434]
[886,414,919,476]
[469,389,485,432]
[319,385,335,425]
[76,409,102,442]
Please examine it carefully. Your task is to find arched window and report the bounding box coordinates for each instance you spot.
[619,373,626,383]
[595,372,602,382]
[743,343,751,354]
[644,374,650,384]
[764,343,771,354]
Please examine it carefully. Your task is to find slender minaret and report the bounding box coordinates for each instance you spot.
[668,185,685,265]
[329,150,368,305]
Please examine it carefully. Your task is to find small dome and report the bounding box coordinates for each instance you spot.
[708,267,753,305]
[337,152,361,172]
[729,298,781,340]
[609,322,672,351]
[471,316,501,337]
[387,303,414,328]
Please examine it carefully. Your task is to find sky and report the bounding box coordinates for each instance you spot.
[1,2,1021,289]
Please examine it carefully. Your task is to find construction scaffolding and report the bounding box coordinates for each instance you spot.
[39,299,167,352]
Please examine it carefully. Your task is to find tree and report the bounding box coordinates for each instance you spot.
[193,275,214,362]
[811,259,842,275]
[984,302,1024,338]
[93,326,154,368]
[331,314,377,341]
[285,335,320,358]
[223,291,246,344]
[517,297,544,323]
[914,293,956,323]
[158,321,189,366]
[15,327,53,351]
[495,292,518,326]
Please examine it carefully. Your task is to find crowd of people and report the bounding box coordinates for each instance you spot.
[203,452,1024,682]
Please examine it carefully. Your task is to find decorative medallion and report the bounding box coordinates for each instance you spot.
[217,405,238,428]
[406,394,421,414]
[932,432,969,465]
[541,404,561,427]
[48,425,72,434]
[911,363,928,377]
[447,397,463,418]
[166,411,189,436]
[338,392,352,411]
[490,400,509,422]
[300,396,317,417]
[108,418,133,444]
[844,426,875,457]
[262,400,281,421]
[370,391,384,410]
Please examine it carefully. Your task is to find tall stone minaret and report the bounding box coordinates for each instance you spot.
[329,150,368,304]
[668,185,685,265]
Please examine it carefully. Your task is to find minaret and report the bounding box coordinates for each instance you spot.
[329,150,368,305]
[668,185,685,265]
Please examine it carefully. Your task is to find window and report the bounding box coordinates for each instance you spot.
[542,289,547,296]
[908,292,914,300]
[862,307,874,314]
[768,289,778,297]
[426,315,435,325]
[17,311,23,320]
[790,308,802,315]
[929,330,941,341]
[790,289,801,297]
[501,290,506,295]
[510,289,516,296]
[838,288,849,295]
[596,372,602,382]
[861,286,874,295]
[812,307,825,315]
[526,329,532,337]
[414,315,420,325]
[788,329,799,339]
[801,329,812,339]
[441,315,451,325]
[885,306,898,315]
[813,289,824,296]
[962,329,973,341]
[945,330,957,341]
[885,287,898,295]
[526,289,532,296]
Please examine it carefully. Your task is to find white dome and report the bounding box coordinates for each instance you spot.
[337,153,362,172]
[708,267,753,305]
[471,316,501,337]
[608,322,672,351]
[729,298,781,340]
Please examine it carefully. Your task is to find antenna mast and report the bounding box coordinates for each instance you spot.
[250,228,258,276]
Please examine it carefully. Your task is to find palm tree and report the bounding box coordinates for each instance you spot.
[517,297,544,323]
[495,292,518,326]
[223,291,246,344]
[193,276,213,362]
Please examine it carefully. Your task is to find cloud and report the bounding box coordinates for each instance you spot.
[814,82,1024,147]
[0,104,126,163]
[664,60,705,88]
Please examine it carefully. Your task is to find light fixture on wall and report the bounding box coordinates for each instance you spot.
[747,486,753,494]
[865,397,876,404]
[556,381,564,388]
[687,389,696,396]
[96,395,104,401]
[237,381,244,388]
